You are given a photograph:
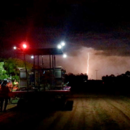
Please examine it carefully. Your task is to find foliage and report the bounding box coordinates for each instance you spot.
[1,58,33,81]
[0,67,8,80]
[65,73,88,92]
[4,58,32,72]
[102,71,130,95]
[0,62,9,80]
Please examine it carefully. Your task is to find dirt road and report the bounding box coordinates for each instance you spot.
[1,94,130,130]
[35,94,130,130]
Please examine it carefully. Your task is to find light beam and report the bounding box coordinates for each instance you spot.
[87,53,89,75]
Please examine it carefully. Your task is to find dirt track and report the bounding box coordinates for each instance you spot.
[35,95,130,130]
[1,94,130,130]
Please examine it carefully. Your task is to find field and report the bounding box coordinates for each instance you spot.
[1,94,130,130]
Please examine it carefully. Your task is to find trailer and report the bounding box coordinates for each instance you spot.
[9,87,71,110]
[10,47,71,108]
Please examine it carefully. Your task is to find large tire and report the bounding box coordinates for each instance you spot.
[17,98,26,109]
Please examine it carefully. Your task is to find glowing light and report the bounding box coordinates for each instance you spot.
[13,46,17,50]
[87,53,89,75]
[61,41,65,46]
[31,55,34,59]
[57,44,62,49]
[63,53,67,58]
[23,44,27,49]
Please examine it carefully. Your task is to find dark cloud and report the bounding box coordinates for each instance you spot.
[1,0,130,79]
[64,30,130,57]
[55,46,130,79]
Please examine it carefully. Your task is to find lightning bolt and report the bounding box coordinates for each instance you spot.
[87,53,89,75]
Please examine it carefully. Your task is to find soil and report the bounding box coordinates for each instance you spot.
[1,94,130,130]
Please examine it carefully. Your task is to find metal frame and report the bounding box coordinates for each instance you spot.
[20,48,63,89]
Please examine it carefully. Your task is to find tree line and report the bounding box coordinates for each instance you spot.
[0,58,32,81]
[102,71,130,95]
[65,71,130,95]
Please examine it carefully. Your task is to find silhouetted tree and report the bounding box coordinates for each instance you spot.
[65,73,88,92]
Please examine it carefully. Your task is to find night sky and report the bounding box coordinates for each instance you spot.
[1,0,130,79]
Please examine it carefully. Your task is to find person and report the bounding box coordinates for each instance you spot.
[13,80,19,87]
[0,81,11,112]
[6,80,13,103]
[7,80,13,91]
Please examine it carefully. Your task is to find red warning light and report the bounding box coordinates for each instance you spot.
[23,44,27,49]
